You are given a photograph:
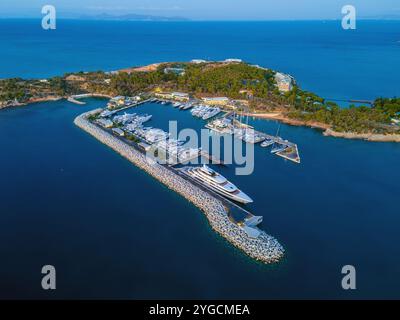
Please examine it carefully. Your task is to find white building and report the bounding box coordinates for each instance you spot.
[97,118,113,128]
[138,142,152,152]
[275,72,294,93]
[202,97,230,106]
[112,128,125,136]
[191,59,208,64]
[224,58,243,63]
[172,92,190,101]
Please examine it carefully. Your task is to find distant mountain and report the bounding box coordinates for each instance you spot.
[360,14,400,20]
[79,13,189,22]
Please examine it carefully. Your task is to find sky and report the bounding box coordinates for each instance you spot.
[0,0,398,20]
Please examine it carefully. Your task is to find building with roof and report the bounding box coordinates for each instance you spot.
[224,58,243,63]
[191,59,208,64]
[202,97,230,106]
[155,92,173,99]
[172,92,190,101]
[112,128,125,136]
[138,142,152,152]
[275,72,294,93]
[97,118,113,128]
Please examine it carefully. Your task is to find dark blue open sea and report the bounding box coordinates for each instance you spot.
[0,20,400,299]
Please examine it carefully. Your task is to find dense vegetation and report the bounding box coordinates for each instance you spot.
[0,76,79,105]
[175,63,275,98]
[374,98,400,117]
[284,88,399,133]
[0,79,29,102]
[1,62,399,134]
[110,69,167,95]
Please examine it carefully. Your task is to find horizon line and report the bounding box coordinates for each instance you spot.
[1,17,400,22]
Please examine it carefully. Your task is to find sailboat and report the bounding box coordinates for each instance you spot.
[270,123,288,154]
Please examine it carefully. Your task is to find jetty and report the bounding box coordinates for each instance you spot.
[67,93,112,105]
[206,114,301,164]
[74,109,284,264]
[107,99,152,115]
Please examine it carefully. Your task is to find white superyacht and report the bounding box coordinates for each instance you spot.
[184,165,253,204]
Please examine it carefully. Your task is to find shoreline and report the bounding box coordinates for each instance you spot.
[3,92,399,143]
[323,128,400,142]
[74,109,285,264]
[246,112,330,130]
[0,96,62,110]
[247,112,400,143]
[0,93,111,110]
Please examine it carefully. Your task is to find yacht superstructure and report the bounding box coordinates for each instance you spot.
[184,165,253,204]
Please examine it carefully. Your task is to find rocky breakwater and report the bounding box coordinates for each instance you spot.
[74,109,284,264]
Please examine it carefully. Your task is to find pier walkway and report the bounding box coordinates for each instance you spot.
[68,93,112,105]
[107,99,152,116]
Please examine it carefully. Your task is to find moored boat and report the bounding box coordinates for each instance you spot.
[183,165,253,204]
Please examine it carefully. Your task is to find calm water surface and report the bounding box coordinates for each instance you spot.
[0,19,400,299]
[0,99,399,299]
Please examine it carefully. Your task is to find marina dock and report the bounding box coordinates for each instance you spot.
[74,109,284,264]
[206,113,301,164]
[106,99,152,115]
[68,93,112,105]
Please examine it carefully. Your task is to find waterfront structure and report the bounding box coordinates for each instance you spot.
[74,109,284,264]
[97,118,113,128]
[112,128,125,136]
[183,165,253,204]
[224,58,243,63]
[155,92,173,100]
[155,91,190,102]
[202,97,230,106]
[138,142,152,152]
[206,114,301,163]
[171,92,190,102]
[107,96,125,109]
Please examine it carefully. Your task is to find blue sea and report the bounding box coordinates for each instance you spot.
[0,19,400,299]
